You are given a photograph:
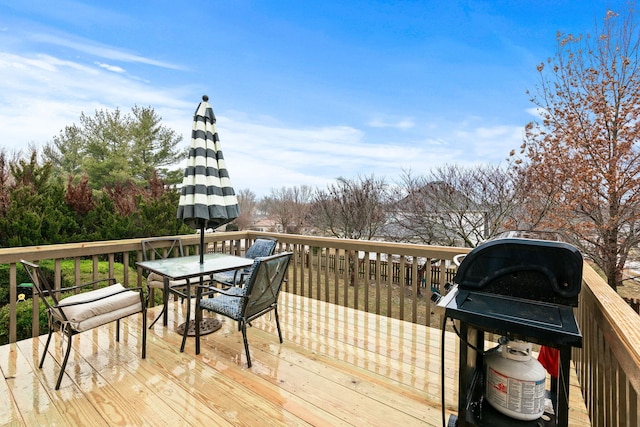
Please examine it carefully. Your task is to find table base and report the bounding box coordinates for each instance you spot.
[176,318,221,336]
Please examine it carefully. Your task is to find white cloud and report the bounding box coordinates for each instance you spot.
[218,120,393,194]
[95,62,125,73]
[31,33,184,70]
[526,107,546,119]
[367,117,415,129]
[0,48,525,198]
[0,51,192,151]
[454,124,524,161]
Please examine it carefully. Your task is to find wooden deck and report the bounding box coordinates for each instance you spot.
[0,292,591,426]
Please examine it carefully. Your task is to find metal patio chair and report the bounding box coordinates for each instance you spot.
[21,260,147,390]
[196,252,292,367]
[211,236,278,287]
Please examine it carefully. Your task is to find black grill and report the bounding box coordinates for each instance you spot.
[441,236,584,426]
[454,237,582,306]
[444,237,584,347]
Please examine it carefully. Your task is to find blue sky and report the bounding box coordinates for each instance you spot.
[0,0,620,196]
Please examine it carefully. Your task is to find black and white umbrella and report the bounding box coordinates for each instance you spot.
[177,95,239,263]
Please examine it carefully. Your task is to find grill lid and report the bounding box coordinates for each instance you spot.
[454,237,583,306]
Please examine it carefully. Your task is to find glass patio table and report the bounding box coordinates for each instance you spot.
[137,253,253,353]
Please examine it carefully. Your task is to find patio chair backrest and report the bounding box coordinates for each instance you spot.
[142,237,184,261]
[244,237,278,259]
[240,252,292,319]
[21,260,62,314]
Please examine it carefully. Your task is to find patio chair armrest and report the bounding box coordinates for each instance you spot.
[196,285,243,298]
[210,274,235,288]
[237,270,250,284]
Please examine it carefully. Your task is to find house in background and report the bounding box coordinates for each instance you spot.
[385,181,488,247]
[248,215,282,233]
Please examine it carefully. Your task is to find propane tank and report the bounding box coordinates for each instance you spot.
[484,340,547,421]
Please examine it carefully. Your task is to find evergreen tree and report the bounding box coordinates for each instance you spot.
[43,106,184,189]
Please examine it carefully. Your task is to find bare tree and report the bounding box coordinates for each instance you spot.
[311,175,388,239]
[388,165,516,247]
[512,8,640,289]
[233,188,258,231]
[263,185,314,234]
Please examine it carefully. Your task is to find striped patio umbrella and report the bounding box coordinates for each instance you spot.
[177,95,239,263]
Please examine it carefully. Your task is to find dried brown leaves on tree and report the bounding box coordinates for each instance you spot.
[102,171,171,217]
[146,169,167,200]
[512,8,640,289]
[65,174,94,215]
[104,180,141,217]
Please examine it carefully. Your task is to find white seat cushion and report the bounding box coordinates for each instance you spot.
[147,272,189,289]
[54,283,143,332]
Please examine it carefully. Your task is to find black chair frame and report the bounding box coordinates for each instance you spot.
[21,260,147,390]
[196,252,292,367]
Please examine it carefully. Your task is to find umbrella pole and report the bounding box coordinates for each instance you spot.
[199,220,205,264]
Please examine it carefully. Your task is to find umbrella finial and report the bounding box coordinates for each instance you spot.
[202,95,209,102]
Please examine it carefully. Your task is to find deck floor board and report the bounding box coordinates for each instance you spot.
[0,292,590,426]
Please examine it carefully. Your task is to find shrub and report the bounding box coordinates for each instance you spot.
[0,297,48,345]
[0,264,33,306]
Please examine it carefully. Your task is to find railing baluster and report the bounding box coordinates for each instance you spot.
[108,253,115,280]
[299,244,306,296]
[333,249,340,305]
[386,252,392,318]
[307,245,313,298]
[29,265,38,338]
[399,255,405,321]
[316,247,322,301]
[9,263,16,343]
[318,247,330,301]
[364,251,370,313]
[91,255,99,282]
[375,253,381,315]
[123,251,130,287]
[353,250,359,311]
[411,257,418,324]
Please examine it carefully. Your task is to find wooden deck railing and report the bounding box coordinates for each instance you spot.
[575,264,640,427]
[0,231,466,343]
[2,230,640,425]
